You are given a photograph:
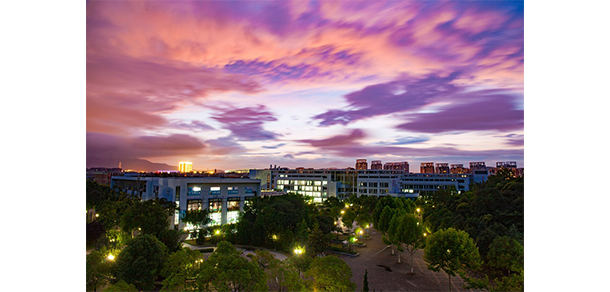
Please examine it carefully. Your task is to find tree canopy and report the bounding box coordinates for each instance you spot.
[305,255,356,292]
[116,234,168,291]
[424,228,481,291]
[196,241,267,292]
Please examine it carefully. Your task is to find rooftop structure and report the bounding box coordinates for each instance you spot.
[371,160,383,170]
[420,162,435,174]
[435,163,450,174]
[355,159,368,170]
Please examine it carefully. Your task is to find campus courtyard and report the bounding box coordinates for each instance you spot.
[338,228,479,292]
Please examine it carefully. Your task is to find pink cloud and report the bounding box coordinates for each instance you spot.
[87,54,261,134]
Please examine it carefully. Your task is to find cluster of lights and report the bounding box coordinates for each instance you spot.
[293,246,305,255]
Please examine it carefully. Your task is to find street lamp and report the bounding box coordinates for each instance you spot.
[272,234,278,250]
[293,246,304,256]
[107,254,115,261]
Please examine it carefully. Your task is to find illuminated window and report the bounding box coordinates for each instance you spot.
[228,186,239,195]
[210,186,221,195]
[187,199,202,211]
[187,184,202,196]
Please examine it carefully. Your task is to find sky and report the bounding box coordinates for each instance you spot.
[86,0,524,172]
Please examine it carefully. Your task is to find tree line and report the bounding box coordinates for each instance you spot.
[86,182,356,291]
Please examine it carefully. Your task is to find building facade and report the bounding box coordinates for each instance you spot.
[435,163,450,174]
[355,159,368,170]
[383,161,410,173]
[420,162,435,174]
[111,176,261,232]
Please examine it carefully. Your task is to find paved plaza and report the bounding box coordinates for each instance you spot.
[337,228,479,292]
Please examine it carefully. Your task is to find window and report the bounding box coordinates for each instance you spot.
[228,186,239,195]
[187,199,202,211]
[187,184,202,196]
[227,199,240,211]
[210,186,221,195]
[209,199,222,213]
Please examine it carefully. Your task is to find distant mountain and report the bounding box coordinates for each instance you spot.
[87,156,176,172]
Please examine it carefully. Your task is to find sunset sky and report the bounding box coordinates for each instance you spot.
[86,0,524,171]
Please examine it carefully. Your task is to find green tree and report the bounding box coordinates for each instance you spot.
[424,228,481,292]
[182,209,212,229]
[309,221,331,254]
[250,250,306,292]
[120,200,170,238]
[196,241,267,292]
[363,269,370,292]
[103,280,138,292]
[305,255,356,292]
[342,207,358,232]
[116,234,169,291]
[86,250,108,292]
[487,236,523,276]
[395,213,426,274]
[384,212,404,262]
[161,248,203,292]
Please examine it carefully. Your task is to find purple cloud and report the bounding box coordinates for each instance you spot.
[211,105,279,141]
[262,143,286,149]
[396,94,523,133]
[172,120,215,131]
[297,129,522,162]
[298,129,366,147]
[313,72,462,126]
[87,54,262,135]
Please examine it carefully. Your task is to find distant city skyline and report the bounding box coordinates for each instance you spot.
[87,1,524,171]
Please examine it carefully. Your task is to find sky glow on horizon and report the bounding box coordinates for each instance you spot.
[86,0,524,171]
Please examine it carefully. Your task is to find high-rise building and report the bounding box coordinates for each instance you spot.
[469,162,486,172]
[420,162,435,174]
[436,163,450,174]
[179,161,193,173]
[371,160,382,170]
[383,161,409,173]
[450,164,467,174]
[355,159,368,170]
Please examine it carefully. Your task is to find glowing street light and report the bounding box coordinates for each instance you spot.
[214,229,221,236]
[272,234,278,241]
[293,247,305,255]
[107,254,115,261]
[341,210,345,214]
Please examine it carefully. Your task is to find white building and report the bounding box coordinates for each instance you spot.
[111,176,261,232]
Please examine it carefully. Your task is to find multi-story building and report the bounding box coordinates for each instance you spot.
[355,159,368,170]
[179,161,193,173]
[111,175,261,233]
[469,162,487,173]
[435,163,450,174]
[384,161,410,173]
[420,162,435,174]
[401,173,473,193]
[370,160,383,170]
[450,164,468,174]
